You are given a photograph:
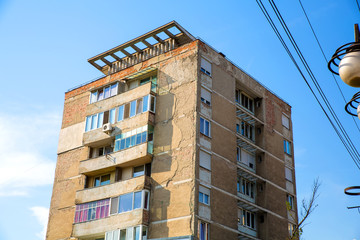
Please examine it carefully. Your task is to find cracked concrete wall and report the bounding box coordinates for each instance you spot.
[198,40,297,239]
[148,41,199,239]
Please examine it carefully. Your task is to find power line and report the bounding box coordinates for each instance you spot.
[267,0,360,167]
[298,0,360,134]
[356,0,360,13]
[255,0,360,169]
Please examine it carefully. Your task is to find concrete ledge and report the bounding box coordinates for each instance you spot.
[72,208,148,238]
[79,143,152,175]
[75,176,150,203]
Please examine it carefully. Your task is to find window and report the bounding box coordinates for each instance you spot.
[116,95,156,123]
[133,165,145,178]
[85,108,116,132]
[74,199,110,223]
[201,57,212,76]
[105,226,148,240]
[199,150,211,170]
[199,186,210,205]
[288,223,296,236]
[114,125,149,152]
[287,195,294,210]
[94,174,111,187]
[240,121,254,141]
[237,91,254,113]
[198,221,209,240]
[284,140,292,155]
[240,208,256,229]
[285,167,293,182]
[90,83,119,104]
[237,147,255,169]
[201,87,211,106]
[110,190,150,215]
[200,117,211,137]
[237,177,255,199]
[282,114,290,129]
[235,89,241,103]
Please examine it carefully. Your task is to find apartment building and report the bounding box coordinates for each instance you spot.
[46,21,298,240]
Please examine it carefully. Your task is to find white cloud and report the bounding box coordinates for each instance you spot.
[30,206,49,240]
[0,112,61,196]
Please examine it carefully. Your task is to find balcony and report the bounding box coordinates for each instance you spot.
[83,83,155,146]
[72,208,149,238]
[238,224,258,239]
[75,175,150,204]
[79,142,152,175]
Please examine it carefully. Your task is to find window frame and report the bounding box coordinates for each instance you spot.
[240,208,256,230]
[198,221,210,240]
[284,139,292,155]
[201,87,211,106]
[93,174,111,187]
[287,194,295,210]
[200,57,212,77]
[90,82,119,104]
[237,176,255,199]
[200,117,211,137]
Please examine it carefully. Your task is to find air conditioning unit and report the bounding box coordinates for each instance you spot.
[102,123,113,133]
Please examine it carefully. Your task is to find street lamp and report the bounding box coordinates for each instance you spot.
[328,24,360,119]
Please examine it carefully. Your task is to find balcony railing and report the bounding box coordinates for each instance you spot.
[79,142,152,175]
[108,38,176,75]
[75,175,150,204]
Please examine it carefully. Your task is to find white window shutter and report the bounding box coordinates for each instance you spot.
[285,167,293,181]
[282,114,290,129]
[201,88,211,103]
[201,58,212,75]
[199,150,211,170]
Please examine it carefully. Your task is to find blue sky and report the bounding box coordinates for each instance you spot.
[0,0,359,239]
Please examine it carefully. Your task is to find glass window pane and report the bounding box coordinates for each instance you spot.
[204,194,209,204]
[104,86,111,98]
[111,83,118,96]
[134,226,140,240]
[205,120,210,136]
[110,108,116,124]
[130,100,136,117]
[136,133,142,145]
[118,105,124,121]
[200,118,204,134]
[143,95,149,112]
[199,192,203,203]
[94,177,100,187]
[137,98,143,114]
[119,193,133,213]
[133,166,144,178]
[141,131,147,143]
[91,115,98,130]
[125,137,131,149]
[134,192,142,209]
[130,135,136,147]
[85,116,91,132]
[101,174,110,186]
[90,91,98,103]
[97,112,104,128]
[120,139,126,150]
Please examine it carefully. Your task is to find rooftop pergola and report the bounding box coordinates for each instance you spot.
[88,21,196,75]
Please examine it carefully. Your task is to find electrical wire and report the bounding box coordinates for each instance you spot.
[356,0,360,13]
[267,0,360,168]
[255,0,360,169]
[298,0,360,133]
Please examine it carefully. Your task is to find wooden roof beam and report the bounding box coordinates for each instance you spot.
[101,58,112,66]
[89,61,103,71]
[152,35,164,44]
[120,49,132,57]
[131,44,142,53]
[141,40,153,48]
[110,53,122,61]
[164,29,175,39]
